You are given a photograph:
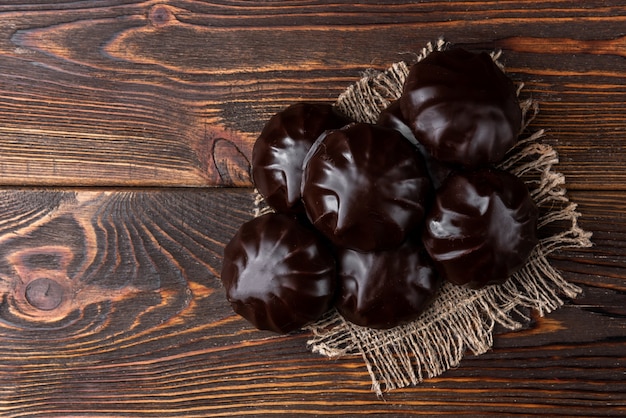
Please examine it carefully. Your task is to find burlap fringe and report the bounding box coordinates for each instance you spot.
[254,39,593,395]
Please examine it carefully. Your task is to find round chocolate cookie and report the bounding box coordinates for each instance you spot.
[221,213,336,334]
[422,168,538,289]
[252,102,349,214]
[335,241,442,329]
[301,122,432,252]
[400,48,522,168]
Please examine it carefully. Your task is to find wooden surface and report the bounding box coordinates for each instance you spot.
[0,1,624,416]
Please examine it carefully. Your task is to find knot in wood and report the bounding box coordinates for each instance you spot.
[24,278,65,311]
[149,5,174,27]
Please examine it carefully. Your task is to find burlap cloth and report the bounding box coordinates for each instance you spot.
[253,39,593,395]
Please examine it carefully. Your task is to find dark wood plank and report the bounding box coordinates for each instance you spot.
[0,1,625,187]
[0,188,623,416]
[1,1,625,416]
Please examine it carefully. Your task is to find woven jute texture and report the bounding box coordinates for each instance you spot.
[254,39,593,395]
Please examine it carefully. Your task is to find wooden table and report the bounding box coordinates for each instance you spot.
[1,1,624,416]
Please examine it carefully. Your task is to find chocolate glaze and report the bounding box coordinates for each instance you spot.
[301,123,432,252]
[400,48,522,168]
[220,213,336,334]
[422,168,538,289]
[336,240,441,329]
[252,102,349,214]
[376,100,419,145]
[377,100,456,189]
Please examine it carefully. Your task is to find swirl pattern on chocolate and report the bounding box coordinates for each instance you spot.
[336,241,441,329]
[301,123,432,252]
[252,102,349,214]
[220,213,336,333]
[422,168,538,289]
[400,48,522,168]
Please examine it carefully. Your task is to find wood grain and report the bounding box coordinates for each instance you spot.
[0,188,624,417]
[0,1,625,187]
[1,1,625,416]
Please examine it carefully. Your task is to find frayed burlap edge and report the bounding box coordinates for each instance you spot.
[253,39,593,395]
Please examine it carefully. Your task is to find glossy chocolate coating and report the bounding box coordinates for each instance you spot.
[220,213,336,334]
[400,48,522,168]
[376,100,419,146]
[252,102,349,214]
[377,100,456,189]
[422,168,538,289]
[301,123,432,252]
[335,240,441,329]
